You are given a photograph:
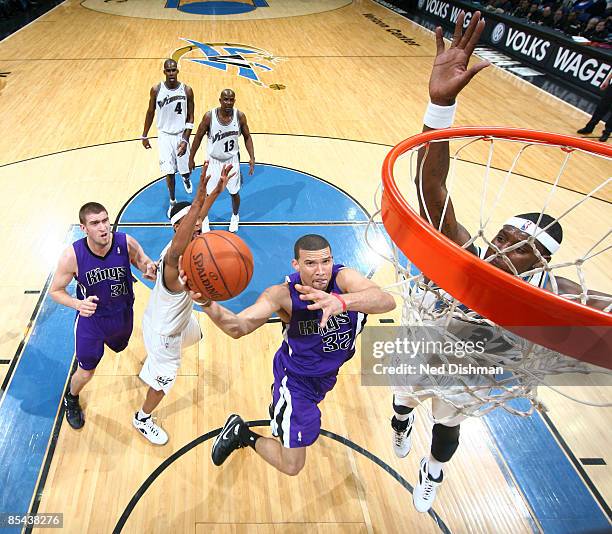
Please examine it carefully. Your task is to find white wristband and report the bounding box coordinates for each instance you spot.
[423,101,457,129]
[141,135,148,140]
[185,122,194,129]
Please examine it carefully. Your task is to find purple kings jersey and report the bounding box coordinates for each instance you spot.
[73,232,134,317]
[275,264,368,377]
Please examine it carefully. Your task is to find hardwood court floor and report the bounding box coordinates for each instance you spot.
[0,1,609,533]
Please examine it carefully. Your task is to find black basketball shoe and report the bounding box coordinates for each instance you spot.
[211,414,244,466]
[64,393,84,429]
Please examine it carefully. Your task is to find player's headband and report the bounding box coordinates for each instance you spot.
[170,205,191,225]
[504,216,561,254]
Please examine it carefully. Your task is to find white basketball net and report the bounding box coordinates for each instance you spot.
[367,133,612,420]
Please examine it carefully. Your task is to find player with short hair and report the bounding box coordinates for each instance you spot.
[133,162,234,445]
[50,202,157,430]
[141,59,195,217]
[180,234,395,475]
[391,11,611,513]
[188,88,255,233]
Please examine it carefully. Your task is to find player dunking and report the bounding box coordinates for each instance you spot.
[50,203,157,430]
[390,12,612,513]
[133,162,234,445]
[189,88,255,233]
[180,235,395,475]
[141,59,195,218]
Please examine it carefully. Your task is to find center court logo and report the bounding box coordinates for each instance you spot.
[491,23,506,44]
[172,39,286,90]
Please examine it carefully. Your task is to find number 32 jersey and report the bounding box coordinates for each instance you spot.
[208,108,240,161]
[275,264,368,378]
[156,82,188,135]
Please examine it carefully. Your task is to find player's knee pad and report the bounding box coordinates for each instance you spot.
[431,423,460,462]
[392,395,414,415]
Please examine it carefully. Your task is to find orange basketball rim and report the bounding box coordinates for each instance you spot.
[381,126,612,369]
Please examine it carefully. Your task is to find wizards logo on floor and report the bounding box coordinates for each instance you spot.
[165,0,269,15]
[172,39,286,89]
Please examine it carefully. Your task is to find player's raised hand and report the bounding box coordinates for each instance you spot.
[195,161,211,201]
[430,11,489,106]
[77,295,99,317]
[178,255,212,305]
[295,283,344,329]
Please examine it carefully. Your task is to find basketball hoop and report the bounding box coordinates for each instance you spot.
[366,126,611,419]
[381,127,611,368]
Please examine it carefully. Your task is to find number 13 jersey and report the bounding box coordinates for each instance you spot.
[208,108,240,161]
[156,82,188,135]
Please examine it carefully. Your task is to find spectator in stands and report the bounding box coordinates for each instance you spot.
[561,10,583,33]
[539,5,555,25]
[527,2,543,22]
[513,0,531,17]
[589,18,611,39]
[551,7,567,28]
[581,16,601,37]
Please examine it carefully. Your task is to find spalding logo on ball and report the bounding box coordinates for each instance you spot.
[183,230,254,301]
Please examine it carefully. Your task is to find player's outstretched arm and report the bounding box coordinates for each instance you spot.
[296,268,396,328]
[49,246,98,317]
[126,235,157,281]
[553,277,612,312]
[188,111,210,171]
[182,273,288,338]
[239,111,255,175]
[164,167,233,292]
[141,85,158,150]
[417,11,489,247]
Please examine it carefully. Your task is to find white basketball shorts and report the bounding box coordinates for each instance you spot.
[140,314,201,394]
[206,155,241,195]
[158,131,191,176]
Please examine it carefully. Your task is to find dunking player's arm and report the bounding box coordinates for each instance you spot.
[178,267,395,338]
[163,163,234,293]
[419,12,610,312]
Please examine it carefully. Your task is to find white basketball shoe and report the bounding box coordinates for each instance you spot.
[413,457,444,513]
[167,199,176,219]
[133,413,169,445]
[391,412,415,458]
[229,214,239,233]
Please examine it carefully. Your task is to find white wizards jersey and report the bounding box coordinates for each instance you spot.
[208,108,240,161]
[156,82,188,135]
[144,243,193,336]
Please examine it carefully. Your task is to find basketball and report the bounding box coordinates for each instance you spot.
[183,231,254,301]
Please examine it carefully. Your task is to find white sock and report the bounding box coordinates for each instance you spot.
[394,410,413,422]
[138,409,151,421]
[428,456,444,479]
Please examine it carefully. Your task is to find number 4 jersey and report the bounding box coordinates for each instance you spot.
[73,232,135,317]
[156,82,188,135]
[275,264,368,377]
[207,108,240,161]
